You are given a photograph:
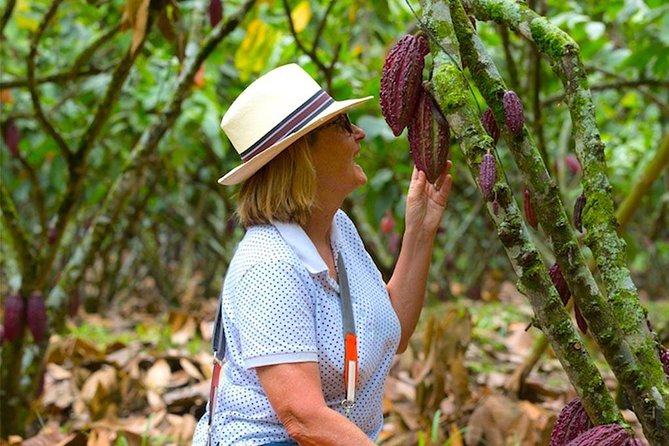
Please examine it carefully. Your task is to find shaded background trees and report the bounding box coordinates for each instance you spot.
[1,0,668,442]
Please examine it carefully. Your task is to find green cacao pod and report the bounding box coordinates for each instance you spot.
[566,424,630,446]
[3,293,25,342]
[479,151,496,201]
[380,34,430,136]
[408,86,451,183]
[549,398,593,446]
[27,292,48,343]
[502,90,525,136]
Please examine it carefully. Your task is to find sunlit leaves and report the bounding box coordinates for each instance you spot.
[290,1,311,33]
[234,18,281,80]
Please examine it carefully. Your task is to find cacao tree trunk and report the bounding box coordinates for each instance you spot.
[418,0,623,427]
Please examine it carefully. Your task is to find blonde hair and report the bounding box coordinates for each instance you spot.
[236,139,317,227]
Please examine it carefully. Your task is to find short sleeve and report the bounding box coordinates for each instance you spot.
[233,260,318,369]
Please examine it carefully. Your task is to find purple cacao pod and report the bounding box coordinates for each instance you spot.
[574,304,588,334]
[27,292,48,343]
[479,151,496,201]
[482,108,500,144]
[502,90,525,136]
[660,347,669,375]
[1,119,20,157]
[574,194,586,233]
[549,263,571,305]
[549,398,593,446]
[380,34,430,136]
[566,154,581,174]
[566,424,631,446]
[209,0,223,27]
[407,86,451,183]
[3,293,25,342]
[524,187,538,229]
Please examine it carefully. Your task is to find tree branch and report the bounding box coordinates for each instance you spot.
[0,67,112,89]
[27,0,73,164]
[49,0,256,327]
[0,0,16,36]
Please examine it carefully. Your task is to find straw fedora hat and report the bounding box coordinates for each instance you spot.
[217,64,373,185]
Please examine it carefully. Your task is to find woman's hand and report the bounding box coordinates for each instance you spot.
[404,161,453,238]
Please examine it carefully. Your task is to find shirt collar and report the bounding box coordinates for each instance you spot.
[272,212,342,275]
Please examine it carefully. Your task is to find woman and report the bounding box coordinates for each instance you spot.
[193,64,452,446]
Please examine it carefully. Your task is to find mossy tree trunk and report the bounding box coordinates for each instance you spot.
[418,0,623,428]
[419,0,669,443]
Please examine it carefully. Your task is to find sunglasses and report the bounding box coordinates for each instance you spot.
[320,113,354,135]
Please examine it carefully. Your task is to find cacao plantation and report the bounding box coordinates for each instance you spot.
[1,0,668,443]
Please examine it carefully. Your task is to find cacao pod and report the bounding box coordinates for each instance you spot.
[482,108,500,144]
[380,210,395,234]
[660,347,669,375]
[209,0,223,27]
[524,187,538,229]
[27,292,48,343]
[574,194,586,233]
[380,34,430,136]
[492,200,500,216]
[1,119,20,157]
[407,86,450,184]
[479,151,496,201]
[3,293,25,342]
[502,90,525,136]
[469,15,477,30]
[574,303,588,334]
[566,154,581,174]
[549,263,570,305]
[549,398,593,446]
[566,424,631,446]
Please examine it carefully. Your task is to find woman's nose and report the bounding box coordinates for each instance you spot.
[352,123,366,141]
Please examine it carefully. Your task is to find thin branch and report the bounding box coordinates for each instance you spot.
[69,24,121,77]
[530,45,548,165]
[281,0,332,81]
[312,0,337,51]
[544,79,669,115]
[0,67,111,89]
[498,24,519,91]
[0,180,37,282]
[15,153,48,238]
[0,0,16,36]
[27,0,73,164]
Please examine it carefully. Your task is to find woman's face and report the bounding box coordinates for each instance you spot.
[309,113,367,200]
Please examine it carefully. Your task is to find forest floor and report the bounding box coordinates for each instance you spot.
[6,281,669,446]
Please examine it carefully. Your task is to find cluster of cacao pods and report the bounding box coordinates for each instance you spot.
[2,291,48,344]
[548,263,588,333]
[549,398,593,446]
[550,398,646,446]
[380,33,450,184]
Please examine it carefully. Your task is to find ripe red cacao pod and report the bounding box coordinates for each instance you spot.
[660,347,669,375]
[482,108,500,144]
[27,292,48,343]
[549,263,570,305]
[479,151,496,201]
[3,293,25,342]
[574,194,586,233]
[549,398,593,446]
[380,34,430,136]
[2,119,20,156]
[502,90,525,136]
[209,0,223,27]
[524,187,538,229]
[380,210,395,235]
[574,303,588,334]
[407,86,451,184]
[566,424,631,446]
